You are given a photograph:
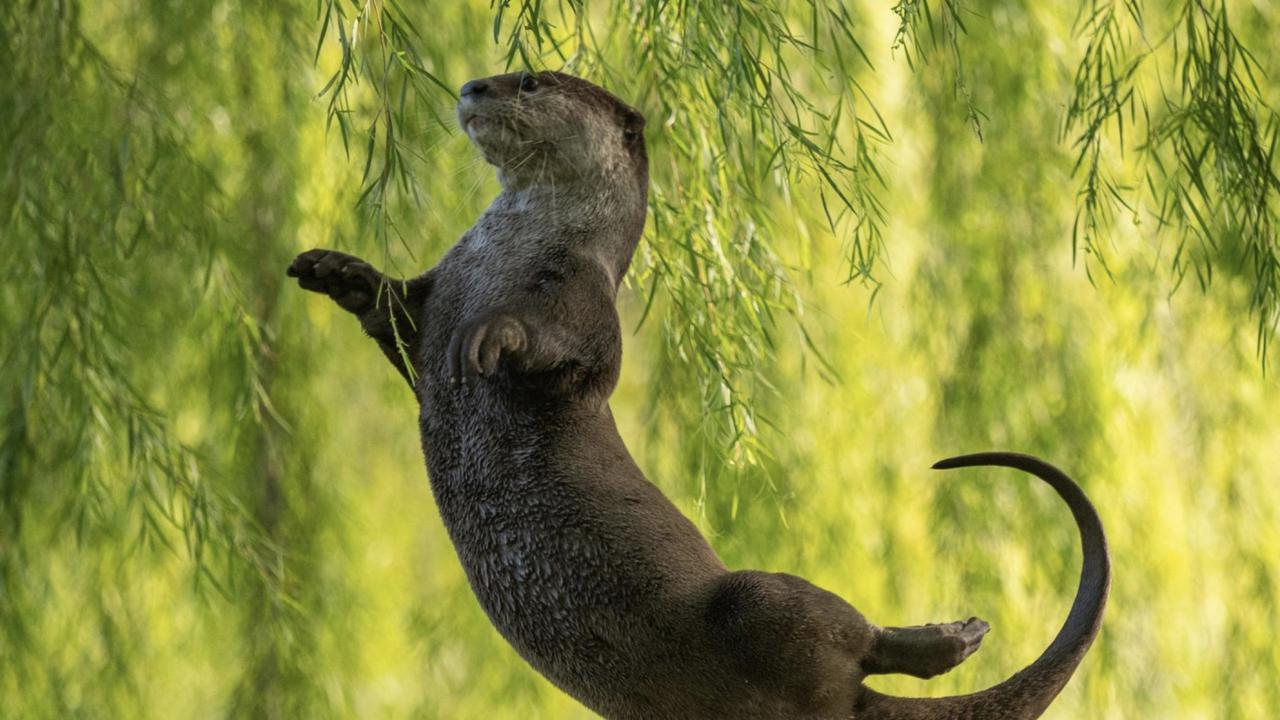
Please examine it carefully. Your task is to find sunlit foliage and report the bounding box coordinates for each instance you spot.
[2,0,1278,718]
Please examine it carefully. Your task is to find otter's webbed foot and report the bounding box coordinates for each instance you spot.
[287,249,383,315]
[862,617,990,679]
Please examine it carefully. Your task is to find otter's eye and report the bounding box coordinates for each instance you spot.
[520,75,539,93]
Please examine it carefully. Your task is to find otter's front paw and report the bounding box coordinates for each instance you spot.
[287,249,381,314]
[448,314,528,383]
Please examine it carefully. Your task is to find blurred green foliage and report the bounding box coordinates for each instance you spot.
[2,0,1278,718]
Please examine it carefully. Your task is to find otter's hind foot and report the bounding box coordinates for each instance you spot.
[862,617,990,679]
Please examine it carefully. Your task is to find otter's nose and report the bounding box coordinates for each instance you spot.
[460,79,488,98]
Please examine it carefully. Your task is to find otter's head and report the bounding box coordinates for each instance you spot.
[456,71,648,194]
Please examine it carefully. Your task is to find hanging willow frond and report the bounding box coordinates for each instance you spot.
[892,0,986,139]
[1,1,284,599]
[1065,0,1280,363]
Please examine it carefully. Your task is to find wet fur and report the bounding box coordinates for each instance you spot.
[288,72,1109,719]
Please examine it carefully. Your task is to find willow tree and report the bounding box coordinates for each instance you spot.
[2,0,1278,718]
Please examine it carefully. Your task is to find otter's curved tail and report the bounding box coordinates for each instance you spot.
[856,452,1111,720]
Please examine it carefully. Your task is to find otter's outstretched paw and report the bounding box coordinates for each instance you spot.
[287,249,382,315]
[447,314,528,384]
[863,617,991,679]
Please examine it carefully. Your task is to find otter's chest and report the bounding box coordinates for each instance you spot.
[423,225,566,330]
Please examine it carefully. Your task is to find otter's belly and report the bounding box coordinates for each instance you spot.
[435,471,712,711]
[415,387,731,708]
[421,436,709,668]
[459,512,658,654]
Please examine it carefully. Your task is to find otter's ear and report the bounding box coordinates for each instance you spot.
[622,108,646,141]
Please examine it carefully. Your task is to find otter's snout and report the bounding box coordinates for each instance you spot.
[456,75,515,137]
[456,78,492,137]
[460,79,488,98]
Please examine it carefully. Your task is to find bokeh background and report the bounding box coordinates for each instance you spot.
[3,1,1279,718]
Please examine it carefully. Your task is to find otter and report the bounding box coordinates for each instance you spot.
[287,71,1110,719]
